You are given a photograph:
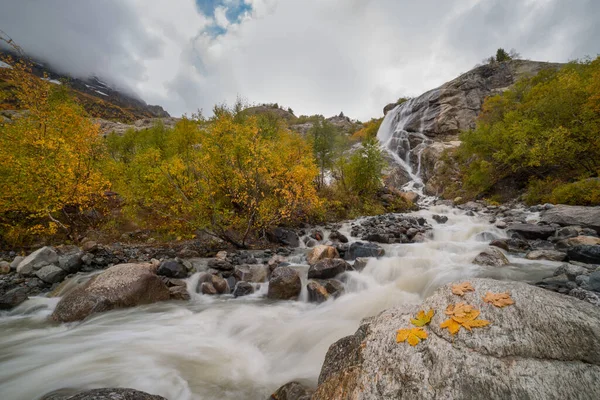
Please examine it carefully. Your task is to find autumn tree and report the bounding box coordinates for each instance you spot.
[309,118,343,189]
[0,58,108,244]
[343,137,385,196]
[108,105,319,247]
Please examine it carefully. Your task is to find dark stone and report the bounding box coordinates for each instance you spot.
[324,279,344,298]
[267,266,301,300]
[199,282,217,295]
[266,228,300,247]
[490,239,509,252]
[588,271,600,292]
[58,252,83,273]
[432,214,448,224]
[345,242,385,260]
[0,286,28,310]
[307,280,330,303]
[507,223,556,240]
[329,230,349,243]
[43,388,167,400]
[270,381,313,400]
[157,259,187,279]
[308,258,352,280]
[233,281,254,297]
[567,245,600,265]
[207,258,234,271]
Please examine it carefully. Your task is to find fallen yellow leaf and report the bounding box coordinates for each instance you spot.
[410,309,435,327]
[451,282,475,296]
[482,291,515,308]
[396,327,428,346]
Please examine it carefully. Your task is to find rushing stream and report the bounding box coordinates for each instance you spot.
[0,206,560,400]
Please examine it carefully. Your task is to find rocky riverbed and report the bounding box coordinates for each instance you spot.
[0,203,599,399]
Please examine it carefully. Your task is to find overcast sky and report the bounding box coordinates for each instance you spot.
[0,0,598,120]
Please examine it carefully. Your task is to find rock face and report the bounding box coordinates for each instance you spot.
[541,205,600,233]
[313,278,600,400]
[267,266,301,300]
[51,263,172,322]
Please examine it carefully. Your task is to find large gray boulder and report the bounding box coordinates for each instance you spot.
[35,264,68,284]
[313,278,600,400]
[541,205,600,233]
[41,388,167,400]
[16,246,58,276]
[51,263,172,322]
[507,223,556,240]
[472,247,509,267]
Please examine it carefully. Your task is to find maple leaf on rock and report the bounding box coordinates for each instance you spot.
[451,282,475,296]
[441,302,490,335]
[396,327,428,346]
[482,291,515,307]
[411,309,435,327]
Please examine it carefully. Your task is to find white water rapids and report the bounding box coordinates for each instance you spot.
[0,206,561,400]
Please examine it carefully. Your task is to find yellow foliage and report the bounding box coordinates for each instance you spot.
[482,292,515,308]
[451,282,475,296]
[0,59,108,242]
[396,327,428,346]
[441,303,490,335]
[410,309,434,327]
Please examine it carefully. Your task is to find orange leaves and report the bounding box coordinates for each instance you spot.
[396,327,428,346]
[482,292,515,308]
[440,302,490,335]
[451,282,475,296]
[410,309,434,327]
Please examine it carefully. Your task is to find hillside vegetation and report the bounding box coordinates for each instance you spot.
[445,56,600,205]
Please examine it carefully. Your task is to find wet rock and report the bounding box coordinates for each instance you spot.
[313,278,600,400]
[304,239,317,248]
[525,250,566,262]
[554,263,590,281]
[307,280,330,303]
[266,228,300,247]
[212,274,229,294]
[345,242,385,260]
[589,271,600,292]
[507,223,556,240]
[307,245,339,266]
[0,286,28,310]
[35,265,67,284]
[350,214,431,245]
[489,239,509,252]
[233,281,254,297]
[43,388,168,400]
[328,231,348,243]
[270,381,313,400]
[541,205,600,233]
[472,247,509,267]
[495,220,507,229]
[310,229,324,241]
[267,255,286,273]
[324,279,344,298]
[16,246,59,276]
[353,257,369,271]
[51,263,171,323]
[556,236,600,250]
[567,245,600,265]
[506,238,531,252]
[476,231,499,242]
[157,259,188,279]
[199,282,217,295]
[432,214,448,224]
[234,264,268,283]
[267,266,301,300]
[207,258,234,272]
[308,258,352,280]
[555,226,581,239]
[168,285,190,301]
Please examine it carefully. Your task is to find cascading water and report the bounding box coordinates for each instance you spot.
[376,98,435,201]
[0,205,562,400]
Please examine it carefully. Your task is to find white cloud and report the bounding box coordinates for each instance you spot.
[1,0,598,120]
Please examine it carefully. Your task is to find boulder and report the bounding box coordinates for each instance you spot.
[556,236,600,250]
[353,257,369,271]
[345,242,385,260]
[58,252,83,273]
[307,245,340,266]
[233,281,254,297]
[199,282,217,295]
[589,271,600,293]
[207,258,234,271]
[233,264,268,283]
[16,246,58,276]
[432,214,448,224]
[567,245,600,265]
[489,239,509,252]
[266,227,300,247]
[554,263,590,281]
[507,223,556,240]
[0,286,28,310]
[0,261,10,274]
[525,250,566,262]
[569,288,600,306]
[51,263,172,322]
[168,285,190,301]
[329,231,348,243]
[313,279,600,400]
[157,259,187,279]
[10,255,24,270]
[211,274,229,294]
[308,258,352,280]
[35,264,67,284]
[541,205,600,233]
[267,266,301,300]
[472,247,509,267]
[307,280,330,303]
[269,381,313,400]
[41,388,167,400]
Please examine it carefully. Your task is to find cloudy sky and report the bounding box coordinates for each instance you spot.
[0,0,598,120]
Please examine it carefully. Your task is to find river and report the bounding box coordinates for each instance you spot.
[0,206,560,400]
